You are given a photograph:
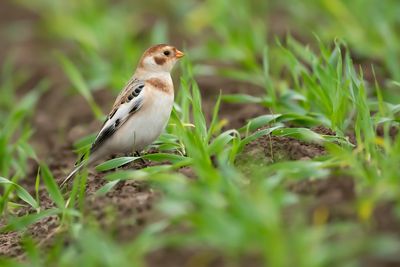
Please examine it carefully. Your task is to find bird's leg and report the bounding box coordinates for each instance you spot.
[135,151,147,166]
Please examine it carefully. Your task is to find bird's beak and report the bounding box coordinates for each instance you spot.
[175,49,185,58]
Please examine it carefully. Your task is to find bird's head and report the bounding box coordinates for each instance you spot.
[138,44,184,73]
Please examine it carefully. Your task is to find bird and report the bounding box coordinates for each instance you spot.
[61,44,184,186]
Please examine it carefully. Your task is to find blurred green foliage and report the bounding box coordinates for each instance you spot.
[1,0,400,266]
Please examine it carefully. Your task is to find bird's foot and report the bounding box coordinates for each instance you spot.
[134,151,148,167]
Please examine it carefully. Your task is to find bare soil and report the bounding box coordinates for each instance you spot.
[1,1,399,266]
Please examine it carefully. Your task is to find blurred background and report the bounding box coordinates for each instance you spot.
[2,0,400,85]
[1,0,399,152]
[1,0,400,266]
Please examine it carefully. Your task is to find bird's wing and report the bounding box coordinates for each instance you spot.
[90,78,145,155]
[62,78,146,187]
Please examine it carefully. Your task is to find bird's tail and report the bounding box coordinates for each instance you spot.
[61,148,105,187]
[60,160,87,187]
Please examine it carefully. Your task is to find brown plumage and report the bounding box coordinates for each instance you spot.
[154,56,167,65]
[61,44,184,187]
[147,78,170,94]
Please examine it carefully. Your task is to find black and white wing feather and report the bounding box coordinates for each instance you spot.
[90,78,145,154]
[61,78,145,187]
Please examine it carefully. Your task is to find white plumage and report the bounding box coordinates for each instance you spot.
[61,44,184,186]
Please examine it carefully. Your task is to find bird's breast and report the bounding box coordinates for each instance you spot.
[111,90,174,152]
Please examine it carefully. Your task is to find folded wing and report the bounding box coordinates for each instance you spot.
[90,78,145,154]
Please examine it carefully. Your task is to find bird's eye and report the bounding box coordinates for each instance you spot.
[163,50,170,56]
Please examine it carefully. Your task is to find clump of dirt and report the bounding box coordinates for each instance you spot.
[239,134,326,164]
[1,2,399,266]
[0,232,22,257]
[373,202,400,234]
[0,156,159,257]
[86,176,158,242]
[236,128,356,223]
[0,198,59,258]
[197,75,268,129]
[376,125,399,140]
[288,175,356,222]
[147,248,263,267]
[312,125,336,136]
[289,175,354,200]
[234,129,327,177]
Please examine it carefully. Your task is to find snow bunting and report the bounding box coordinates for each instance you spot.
[61,44,184,186]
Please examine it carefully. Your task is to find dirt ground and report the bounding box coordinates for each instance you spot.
[0,2,399,266]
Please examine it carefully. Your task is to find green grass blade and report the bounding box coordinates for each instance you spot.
[56,52,103,120]
[0,177,39,210]
[95,157,138,172]
[272,127,324,143]
[142,153,188,164]
[1,208,59,232]
[40,164,65,209]
[208,130,237,155]
[96,180,121,196]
